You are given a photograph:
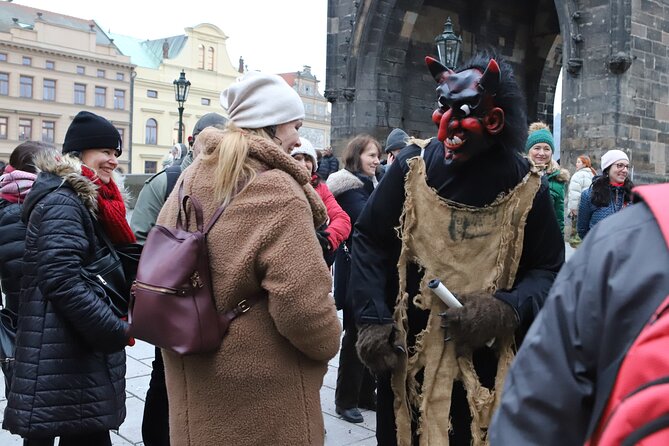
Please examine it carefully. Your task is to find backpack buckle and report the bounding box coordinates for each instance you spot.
[237,299,251,313]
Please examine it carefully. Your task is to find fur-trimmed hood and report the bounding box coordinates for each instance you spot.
[22,152,131,221]
[326,168,365,198]
[527,157,570,183]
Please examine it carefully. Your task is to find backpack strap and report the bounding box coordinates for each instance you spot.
[633,184,669,250]
[164,165,182,201]
[177,182,204,232]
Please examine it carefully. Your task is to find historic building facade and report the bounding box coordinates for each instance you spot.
[0,2,133,170]
[279,65,331,150]
[110,23,241,173]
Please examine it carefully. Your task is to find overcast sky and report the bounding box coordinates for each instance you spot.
[13,0,328,91]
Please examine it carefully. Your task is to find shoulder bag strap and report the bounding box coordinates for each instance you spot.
[88,214,119,262]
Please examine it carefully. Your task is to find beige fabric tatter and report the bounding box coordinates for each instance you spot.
[392,156,541,446]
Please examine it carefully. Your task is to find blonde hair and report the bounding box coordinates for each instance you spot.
[201,123,273,206]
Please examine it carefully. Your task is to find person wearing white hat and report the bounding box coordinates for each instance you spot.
[157,72,342,445]
[577,149,633,238]
[291,137,352,266]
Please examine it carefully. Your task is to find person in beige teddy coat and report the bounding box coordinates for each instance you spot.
[156,71,342,446]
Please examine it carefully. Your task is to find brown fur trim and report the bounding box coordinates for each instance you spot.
[356,323,400,374]
[440,292,518,357]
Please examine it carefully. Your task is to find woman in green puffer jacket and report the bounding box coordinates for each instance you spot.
[526,122,570,236]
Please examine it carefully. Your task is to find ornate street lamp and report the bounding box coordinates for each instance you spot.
[173,70,191,144]
[435,17,462,70]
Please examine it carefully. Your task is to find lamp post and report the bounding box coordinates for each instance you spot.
[173,69,191,144]
[435,17,462,70]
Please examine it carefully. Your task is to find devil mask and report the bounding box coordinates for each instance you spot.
[426,56,505,164]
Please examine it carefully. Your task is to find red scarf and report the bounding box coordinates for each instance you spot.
[81,166,136,245]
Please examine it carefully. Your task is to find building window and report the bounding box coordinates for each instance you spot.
[22,56,31,66]
[42,121,55,143]
[20,76,33,98]
[198,44,205,69]
[19,119,32,141]
[207,47,215,70]
[117,128,125,148]
[0,53,6,62]
[147,89,158,98]
[97,69,105,78]
[144,160,158,174]
[201,98,210,106]
[145,118,157,144]
[95,86,106,107]
[76,65,85,75]
[74,83,86,104]
[0,117,7,139]
[0,73,8,96]
[116,72,124,81]
[45,60,55,70]
[43,79,56,101]
[114,89,125,110]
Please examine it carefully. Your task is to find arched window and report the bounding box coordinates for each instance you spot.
[145,118,157,145]
[198,44,205,69]
[207,47,215,71]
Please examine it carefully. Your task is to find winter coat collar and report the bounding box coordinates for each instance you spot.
[22,153,99,222]
[196,127,327,227]
[326,169,370,197]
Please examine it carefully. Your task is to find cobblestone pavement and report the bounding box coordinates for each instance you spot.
[0,243,574,445]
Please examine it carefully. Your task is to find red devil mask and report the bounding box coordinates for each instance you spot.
[426,56,505,164]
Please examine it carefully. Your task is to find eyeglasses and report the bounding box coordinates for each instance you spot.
[614,163,630,170]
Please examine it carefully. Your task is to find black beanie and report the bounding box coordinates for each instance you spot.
[63,111,122,156]
[385,128,409,153]
[191,113,228,139]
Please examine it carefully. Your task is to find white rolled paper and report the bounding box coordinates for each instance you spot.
[427,279,462,308]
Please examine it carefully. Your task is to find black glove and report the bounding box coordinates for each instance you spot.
[316,229,331,256]
[440,291,518,357]
[356,323,404,374]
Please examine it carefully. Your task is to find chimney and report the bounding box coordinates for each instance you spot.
[238,56,245,73]
[162,40,169,59]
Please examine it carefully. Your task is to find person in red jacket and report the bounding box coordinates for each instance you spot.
[292,137,351,265]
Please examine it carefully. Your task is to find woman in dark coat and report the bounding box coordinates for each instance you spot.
[326,135,381,424]
[3,112,133,446]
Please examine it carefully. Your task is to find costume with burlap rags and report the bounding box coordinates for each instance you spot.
[392,155,541,446]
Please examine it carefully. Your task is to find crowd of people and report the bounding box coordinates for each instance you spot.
[0,50,665,446]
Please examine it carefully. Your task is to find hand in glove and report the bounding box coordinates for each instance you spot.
[440,291,518,357]
[356,323,404,375]
[316,229,332,256]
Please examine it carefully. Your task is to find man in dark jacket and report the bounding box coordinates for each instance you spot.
[489,185,669,445]
[349,53,564,445]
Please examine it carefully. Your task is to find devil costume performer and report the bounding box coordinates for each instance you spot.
[349,53,565,445]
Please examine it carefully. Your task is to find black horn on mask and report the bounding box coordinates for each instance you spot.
[425,56,455,83]
[478,59,500,96]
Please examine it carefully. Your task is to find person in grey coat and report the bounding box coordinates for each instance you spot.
[489,187,669,445]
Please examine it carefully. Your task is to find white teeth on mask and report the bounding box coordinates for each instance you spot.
[453,136,463,145]
[460,104,471,116]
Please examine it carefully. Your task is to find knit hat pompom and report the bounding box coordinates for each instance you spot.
[63,111,122,156]
[291,137,318,173]
[525,121,554,153]
[220,71,305,129]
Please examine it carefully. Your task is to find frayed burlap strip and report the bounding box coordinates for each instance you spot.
[392,156,540,445]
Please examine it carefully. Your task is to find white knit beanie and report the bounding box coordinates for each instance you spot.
[220,71,305,129]
[601,149,629,171]
[291,137,318,172]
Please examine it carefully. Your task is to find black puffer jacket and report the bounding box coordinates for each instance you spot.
[2,155,129,438]
[0,200,25,314]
